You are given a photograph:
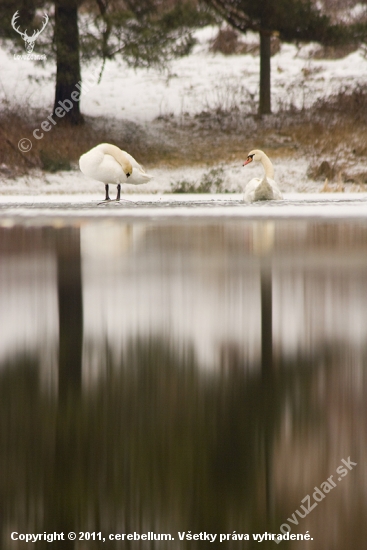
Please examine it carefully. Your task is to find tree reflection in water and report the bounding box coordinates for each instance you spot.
[0,343,322,549]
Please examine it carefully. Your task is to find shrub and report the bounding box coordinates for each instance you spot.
[172,168,228,193]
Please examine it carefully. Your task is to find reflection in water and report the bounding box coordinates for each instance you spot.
[57,228,83,397]
[0,220,366,548]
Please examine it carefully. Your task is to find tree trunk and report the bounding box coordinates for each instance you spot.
[41,227,83,550]
[53,0,83,124]
[260,265,273,370]
[56,227,83,398]
[259,31,271,115]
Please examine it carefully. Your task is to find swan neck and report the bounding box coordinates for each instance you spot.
[98,143,132,175]
[260,153,274,179]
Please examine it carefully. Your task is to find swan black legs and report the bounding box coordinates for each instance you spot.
[97,184,111,204]
[105,184,110,201]
[98,183,132,204]
[114,184,132,202]
[103,183,120,201]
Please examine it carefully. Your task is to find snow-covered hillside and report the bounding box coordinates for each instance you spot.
[1,26,367,195]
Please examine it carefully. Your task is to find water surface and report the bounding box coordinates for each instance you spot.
[0,217,366,549]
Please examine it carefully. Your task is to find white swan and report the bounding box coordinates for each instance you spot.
[79,143,153,201]
[243,149,283,203]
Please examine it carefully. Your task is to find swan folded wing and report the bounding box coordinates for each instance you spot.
[243,178,260,203]
[268,178,283,200]
[127,154,154,181]
[99,143,133,175]
[123,151,153,179]
[254,177,275,201]
[244,177,283,203]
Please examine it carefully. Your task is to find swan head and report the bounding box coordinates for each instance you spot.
[243,149,274,179]
[243,149,264,166]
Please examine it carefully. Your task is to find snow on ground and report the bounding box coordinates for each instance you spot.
[1,26,367,195]
[2,27,367,120]
[0,155,317,195]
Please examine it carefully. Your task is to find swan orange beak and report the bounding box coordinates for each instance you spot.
[243,157,252,166]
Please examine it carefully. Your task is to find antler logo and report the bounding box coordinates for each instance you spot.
[11,10,49,53]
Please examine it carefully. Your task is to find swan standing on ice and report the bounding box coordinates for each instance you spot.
[243,149,283,203]
[79,143,153,202]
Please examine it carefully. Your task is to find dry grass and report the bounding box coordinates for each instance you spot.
[0,107,169,176]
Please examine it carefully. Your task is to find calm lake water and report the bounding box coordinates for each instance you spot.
[0,217,366,549]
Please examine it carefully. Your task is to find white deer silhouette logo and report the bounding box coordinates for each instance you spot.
[11,10,49,53]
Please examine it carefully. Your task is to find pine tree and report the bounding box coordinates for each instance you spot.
[54,0,201,125]
[3,0,207,124]
[205,0,334,114]
[53,0,83,125]
[80,0,208,70]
